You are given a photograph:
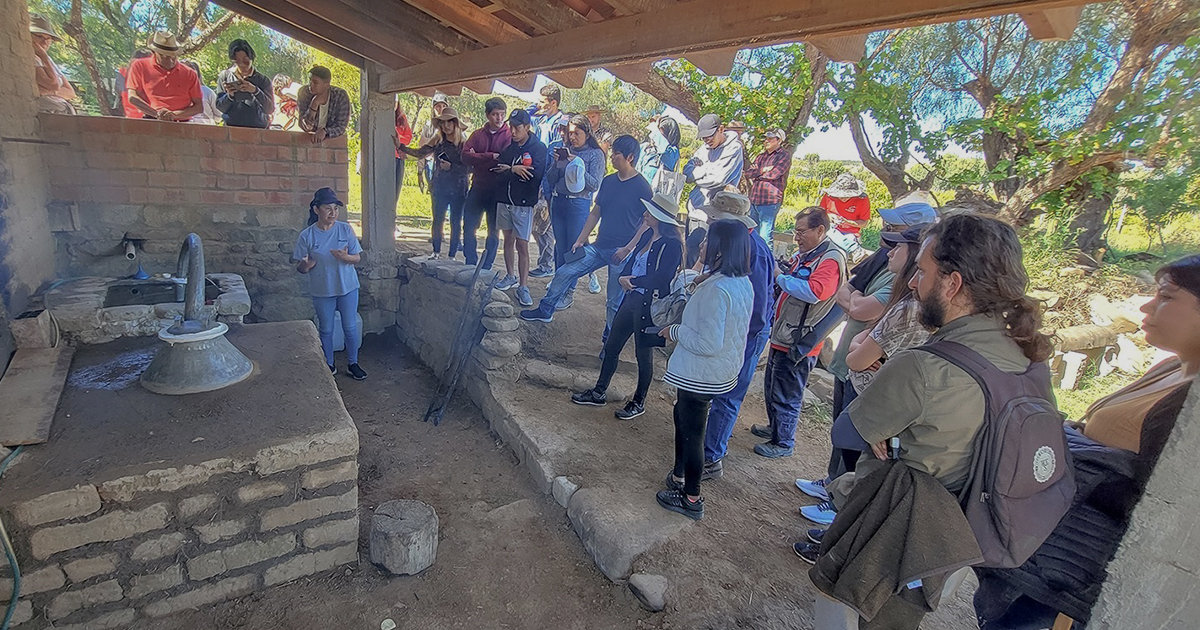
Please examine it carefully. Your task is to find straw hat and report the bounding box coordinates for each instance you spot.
[642,193,682,227]
[823,173,866,198]
[434,107,460,122]
[149,31,181,56]
[583,105,608,115]
[701,191,755,229]
[29,14,61,41]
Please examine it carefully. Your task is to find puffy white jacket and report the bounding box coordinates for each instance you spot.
[664,273,754,395]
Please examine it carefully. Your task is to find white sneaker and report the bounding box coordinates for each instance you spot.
[430,252,441,260]
[796,477,830,501]
[588,272,602,294]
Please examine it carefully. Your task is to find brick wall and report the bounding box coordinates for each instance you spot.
[0,0,57,369]
[39,114,351,322]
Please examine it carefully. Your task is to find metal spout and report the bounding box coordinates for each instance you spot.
[169,233,212,335]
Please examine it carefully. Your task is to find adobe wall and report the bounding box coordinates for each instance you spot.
[38,114,356,324]
[0,0,57,369]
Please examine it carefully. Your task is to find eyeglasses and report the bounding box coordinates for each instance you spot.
[794,226,814,236]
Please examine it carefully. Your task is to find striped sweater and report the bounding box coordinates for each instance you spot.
[663,273,754,395]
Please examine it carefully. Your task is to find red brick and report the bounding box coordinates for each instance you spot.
[248,175,284,190]
[323,163,349,178]
[129,153,164,170]
[265,161,294,176]
[265,191,294,205]
[88,187,132,203]
[38,112,80,135]
[163,155,202,173]
[52,186,82,201]
[235,191,268,205]
[186,124,230,142]
[226,126,264,144]
[130,187,168,204]
[79,116,126,135]
[307,148,330,163]
[152,172,184,188]
[276,146,296,161]
[98,170,149,188]
[124,118,174,135]
[235,146,278,161]
[201,190,236,205]
[331,148,349,164]
[43,148,82,170]
[203,174,219,188]
[86,152,130,170]
[137,135,175,154]
[217,174,248,190]
[202,157,235,173]
[326,135,348,149]
[297,163,324,177]
[238,160,266,175]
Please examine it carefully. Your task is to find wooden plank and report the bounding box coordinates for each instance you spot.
[212,0,365,67]
[402,0,528,45]
[498,73,537,91]
[274,0,434,65]
[547,68,588,88]
[684,46,741,76]
[233,0,411,68]
[488,0,589,34]
[809,33,869,62]
[604,0,676,15]
[379,0,1099,92]
[1020,6,1083,40]
[333,0,482,58]
[606,61,656,84]
[0,347,74,446]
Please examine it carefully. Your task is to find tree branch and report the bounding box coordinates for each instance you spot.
[63,0,119,115]
[180,11,238,56]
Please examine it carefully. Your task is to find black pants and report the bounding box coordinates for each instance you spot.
[463,185,498,269]
[672,388,714,496]
[827,376,862,479]
[595,293,654,403]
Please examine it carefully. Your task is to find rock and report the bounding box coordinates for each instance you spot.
[370,500,438,576]
[1028,289,1060,309]
[1089,294,1145,333]
[435,265,458,283]
[480,332,521,358]
[552,476,579,509]
[524,360,575,389]
[455,268,479,286]
[628,573,668,612]
[807,368,835,404]
[1115,334,1149,374]
[567,488,691,581]
[481,316,519,333]
[483,302,515,318]
[489,289,511,304]
[1058,266,1088,278]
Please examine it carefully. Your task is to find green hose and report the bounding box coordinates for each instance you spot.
[0,446,24,630]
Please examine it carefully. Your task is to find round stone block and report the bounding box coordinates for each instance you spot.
[481,316,519,333]
[370,500,438,576]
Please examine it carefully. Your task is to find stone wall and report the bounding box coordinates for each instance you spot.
[0,426,359,628]
[38,114,351,323]
[0,0,57,370]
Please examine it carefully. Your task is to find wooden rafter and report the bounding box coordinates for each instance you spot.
[402,0,526,46]
[1019,6,1083,40]
[683,46,741,76]
[603,0,676,16]
[547,68,588,88]
[228,0,410,67]
[212,0,365,66]
[487,0,589,34]
[333,0,482,58]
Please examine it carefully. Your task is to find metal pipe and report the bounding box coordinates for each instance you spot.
[171,233,208,332]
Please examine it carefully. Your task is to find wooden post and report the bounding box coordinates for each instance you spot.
[360,62,398,251]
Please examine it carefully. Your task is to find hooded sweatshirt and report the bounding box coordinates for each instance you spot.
[684,130,744,212]
[461,123,512,194]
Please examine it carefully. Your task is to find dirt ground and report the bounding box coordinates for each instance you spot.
[139,334,650,630]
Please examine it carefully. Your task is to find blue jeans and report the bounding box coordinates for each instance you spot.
[430,185,466,256]
[752,203,780,244]
[313,289,360,366]
[763,348,815,449]
[464,186,498,269]
[551,195,591,273]
[703,328,771,462]
[535,244,623,322]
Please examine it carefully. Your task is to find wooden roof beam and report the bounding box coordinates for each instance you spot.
[402,0,527,46]
[809,33,869,62]
[272,0,442,65]
[499,74,537,92]
[1020,6,1083,41]
[487,0,590,35]
[233,0,411,68]
[684,46,741,76]
[334,0,482,58]
[604,0,675,16]
[212,0,365,67]
[379,0,1100,93]
[547,68,588,89]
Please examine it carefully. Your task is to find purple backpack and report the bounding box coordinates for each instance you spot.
[917,341,1076,569]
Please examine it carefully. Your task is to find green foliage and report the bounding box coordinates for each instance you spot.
[559,72,666,140]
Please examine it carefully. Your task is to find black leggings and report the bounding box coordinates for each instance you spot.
[594,293,653,403]
[673,388,714,496]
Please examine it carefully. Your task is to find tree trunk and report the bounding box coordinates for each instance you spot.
[635,67,701,122]
[64,0,118,115]
[964,78,1023,201]
[846,110,909,202]
[1070,185,1114,255]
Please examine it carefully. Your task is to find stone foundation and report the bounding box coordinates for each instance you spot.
[0,322,359,627]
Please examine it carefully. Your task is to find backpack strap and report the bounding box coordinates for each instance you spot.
[913,340,999,406]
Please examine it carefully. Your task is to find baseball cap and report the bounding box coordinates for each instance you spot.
[764,129,786,140]
[432,92,449,104]
[508,109,532,126]
[880,223,932,247]
[697,114,721,139]
[877,202,938,227]
[564,157,586,194]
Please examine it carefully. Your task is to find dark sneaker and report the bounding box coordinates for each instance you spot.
[750,424,773,439]
[495,274,518,291]
[519,306,554,323]
[806,528,826,545]
[754,442,794,459]
[614,401,645,420]
[701,458,724,481]
[571,389,607,406]
[328,363,336,375]
[529,267,555,278]
[793,542,821,565]
[555,292,574,311]
[656,489,704,521]
[347,363,367,381]
[664,473,684,492]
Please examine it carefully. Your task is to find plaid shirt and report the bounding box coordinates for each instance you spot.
[746,146,792,206]
[298,85,352,139]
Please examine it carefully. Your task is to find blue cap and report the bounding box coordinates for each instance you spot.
[877,202,937,227]
[309,186,343,207]
[508,109,532,126]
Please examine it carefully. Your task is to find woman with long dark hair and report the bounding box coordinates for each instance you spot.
[571,193,685,419]
[656,220,755,520]
[399,107,469,259]
[637,115,682,186]
[543,114,606,307]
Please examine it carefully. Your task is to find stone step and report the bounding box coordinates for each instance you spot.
[0,346,74,446]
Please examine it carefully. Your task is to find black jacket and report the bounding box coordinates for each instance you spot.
[620,231,683,349]
[215,68,274,129]
[496,136,547,207]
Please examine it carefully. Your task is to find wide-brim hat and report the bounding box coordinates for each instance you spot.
[583,105,607,115]
[434,107,460,122]
[310,187,344,208]
[701,191,755,229]
[878,202,938,227]
[642,194,681,227]
[432,92,449,104]
[149,31,181,56]
[30,14,61,41]
[725,120,747,132]
[823,173,866,198]
[880,222,933,247]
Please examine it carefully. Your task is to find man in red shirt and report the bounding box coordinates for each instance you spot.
[125,32,202,122]
[753,207,847,458]
[393,98,413,212]
[819,173,871,240]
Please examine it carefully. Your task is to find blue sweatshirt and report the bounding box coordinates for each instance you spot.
[748,231,775,336]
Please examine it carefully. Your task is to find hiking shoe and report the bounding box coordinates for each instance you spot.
[754,442,794,458]
[496,274,518,290]
[806,528,826,545]
[328,363,336,375]
[588,272,602,294]
[701,459,724,481]
[519,306,554,323]
[615,400,645,420]
[529,267,555,278]
[555,292,574,311]
[656,489,704,520]
[750,424,773,439]
[515,285,534,307]
[793,542,821,565]
[800,501,838,526]
[571,388,607,406]
[430,252,441,260]
[664,473,685,492]
[796,477,831,501]
[347,363,367,381]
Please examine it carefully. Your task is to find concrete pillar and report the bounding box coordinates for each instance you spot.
[359,62,397,251]
[1091,383,1200,627]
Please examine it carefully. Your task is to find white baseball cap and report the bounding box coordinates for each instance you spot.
[565,157,586,194]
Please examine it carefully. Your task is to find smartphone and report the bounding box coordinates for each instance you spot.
[554,147,570,159]
[437,152,450,162]
[643,326,664,335]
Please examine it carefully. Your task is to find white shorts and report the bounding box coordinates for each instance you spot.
[497,203,533,240]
